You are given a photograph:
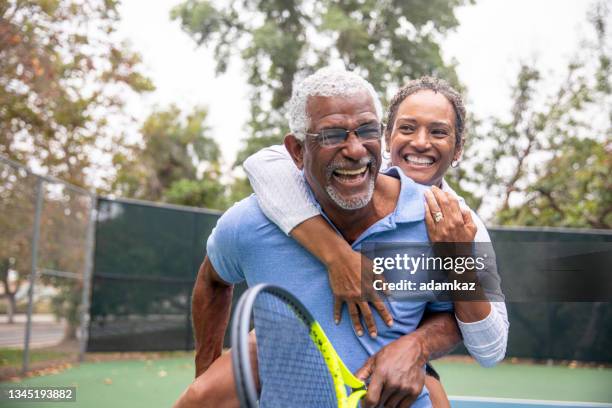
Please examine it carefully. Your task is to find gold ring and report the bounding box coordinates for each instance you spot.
[433,212,444,223]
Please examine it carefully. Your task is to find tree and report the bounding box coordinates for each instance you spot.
[456,1,611,228]
[0,0,152,335]
[172,0,470,172]
[113,105,228,210]
[0,0,154,187]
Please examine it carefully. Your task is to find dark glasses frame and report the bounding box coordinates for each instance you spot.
[305,122,385,146]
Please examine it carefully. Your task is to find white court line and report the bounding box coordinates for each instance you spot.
[449,396,612,407]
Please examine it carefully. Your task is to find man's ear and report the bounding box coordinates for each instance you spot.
[284,133,305,170]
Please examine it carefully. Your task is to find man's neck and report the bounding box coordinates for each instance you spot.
[319,174,401,243]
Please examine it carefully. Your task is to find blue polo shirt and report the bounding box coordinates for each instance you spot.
[207,167,453,407]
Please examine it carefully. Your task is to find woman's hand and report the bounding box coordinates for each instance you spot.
[424,186,476,243]
[424,186,491,323]
[327,249,393,338]
[290,217,393,338]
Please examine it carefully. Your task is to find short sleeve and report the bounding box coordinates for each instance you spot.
[426,301,454,313]
[206,205,245,284]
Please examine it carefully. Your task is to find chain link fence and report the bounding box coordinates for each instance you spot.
[0,155,95,374]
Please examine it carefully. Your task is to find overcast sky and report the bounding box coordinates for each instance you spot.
[117,0,593,166]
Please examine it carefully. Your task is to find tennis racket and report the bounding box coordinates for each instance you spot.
[231,284,367,408]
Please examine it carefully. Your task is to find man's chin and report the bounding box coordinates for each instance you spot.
[325,186,374,211]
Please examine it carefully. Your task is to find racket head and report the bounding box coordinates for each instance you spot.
[231,284,347,408]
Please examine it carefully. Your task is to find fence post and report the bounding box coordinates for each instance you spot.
[22,177,44,375]
[78,195,97,362]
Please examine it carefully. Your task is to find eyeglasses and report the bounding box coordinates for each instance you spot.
[305,122,384,146]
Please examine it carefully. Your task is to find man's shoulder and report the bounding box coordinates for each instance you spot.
[215,194,271,232]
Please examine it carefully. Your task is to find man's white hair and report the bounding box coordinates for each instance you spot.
[288,67,383,140]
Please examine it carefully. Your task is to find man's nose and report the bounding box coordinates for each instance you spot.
[411,127,431,151]
[342,132,368,160]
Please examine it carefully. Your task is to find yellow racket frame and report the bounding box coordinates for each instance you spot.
[310,322,367,408]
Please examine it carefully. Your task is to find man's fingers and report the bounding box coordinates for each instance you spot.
[372,298,393,327]
[383,392,406,408]
[333,296,342,325]
[399,394,419,408]
[355,356,374,381]
[357,302,377,338]
[348,302,364,336]
[362,372,383,408]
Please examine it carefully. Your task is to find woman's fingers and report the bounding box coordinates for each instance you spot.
[424,189,442,220]
[431,186,462,224]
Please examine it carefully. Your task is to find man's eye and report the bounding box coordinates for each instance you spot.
[320,130,346,143]
[399,126,414,133]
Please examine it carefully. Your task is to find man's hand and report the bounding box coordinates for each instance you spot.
[328,249,393,338]
[355,332,428,408]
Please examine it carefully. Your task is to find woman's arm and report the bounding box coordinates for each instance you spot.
[243,145,319,234]
[424,186,508,367]
[243,145,392,336]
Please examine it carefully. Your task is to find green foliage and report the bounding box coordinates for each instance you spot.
[497,138,611,228]
[172,0,469,167]
[113,105,228,210]
[460,1,611,229]
[164,177,227,210]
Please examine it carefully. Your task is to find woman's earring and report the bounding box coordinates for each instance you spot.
[382,150,391,160]
[451,160,460,168]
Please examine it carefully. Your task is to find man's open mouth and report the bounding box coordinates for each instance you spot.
[403,154,435,168]
[332,165,369,184]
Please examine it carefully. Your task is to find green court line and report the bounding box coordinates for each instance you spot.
[435,361,612,403]
[1,358,611,407]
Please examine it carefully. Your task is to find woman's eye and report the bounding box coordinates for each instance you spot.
[432,129,449,137]
[399,126,414,133]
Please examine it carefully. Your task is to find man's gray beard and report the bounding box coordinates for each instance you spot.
[325,171,376,210]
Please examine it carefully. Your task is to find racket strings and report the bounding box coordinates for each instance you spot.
[253,292,338,407]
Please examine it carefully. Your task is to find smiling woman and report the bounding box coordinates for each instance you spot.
[388,88,463,188]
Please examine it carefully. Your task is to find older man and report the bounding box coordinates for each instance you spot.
[175,68,461,408]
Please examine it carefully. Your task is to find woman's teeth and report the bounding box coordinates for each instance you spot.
[404,155,434,167]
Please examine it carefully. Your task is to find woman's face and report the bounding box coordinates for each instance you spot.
[387,90,461,187]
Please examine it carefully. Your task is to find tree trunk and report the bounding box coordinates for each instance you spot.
[63,321,78,341]
[5,294,16,324]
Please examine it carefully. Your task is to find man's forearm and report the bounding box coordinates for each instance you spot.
[193,257,234,377]
[414,312,461,361]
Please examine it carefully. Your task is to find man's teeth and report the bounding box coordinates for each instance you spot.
[405,155,434,165]
[335,166,367,176]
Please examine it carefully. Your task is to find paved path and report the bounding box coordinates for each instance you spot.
[0,314,65,349]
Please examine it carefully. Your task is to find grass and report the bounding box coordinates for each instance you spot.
[0,349,72,368]
[0,356,610,407]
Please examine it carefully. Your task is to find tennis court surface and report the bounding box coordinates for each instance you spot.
[1,356,610,407]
